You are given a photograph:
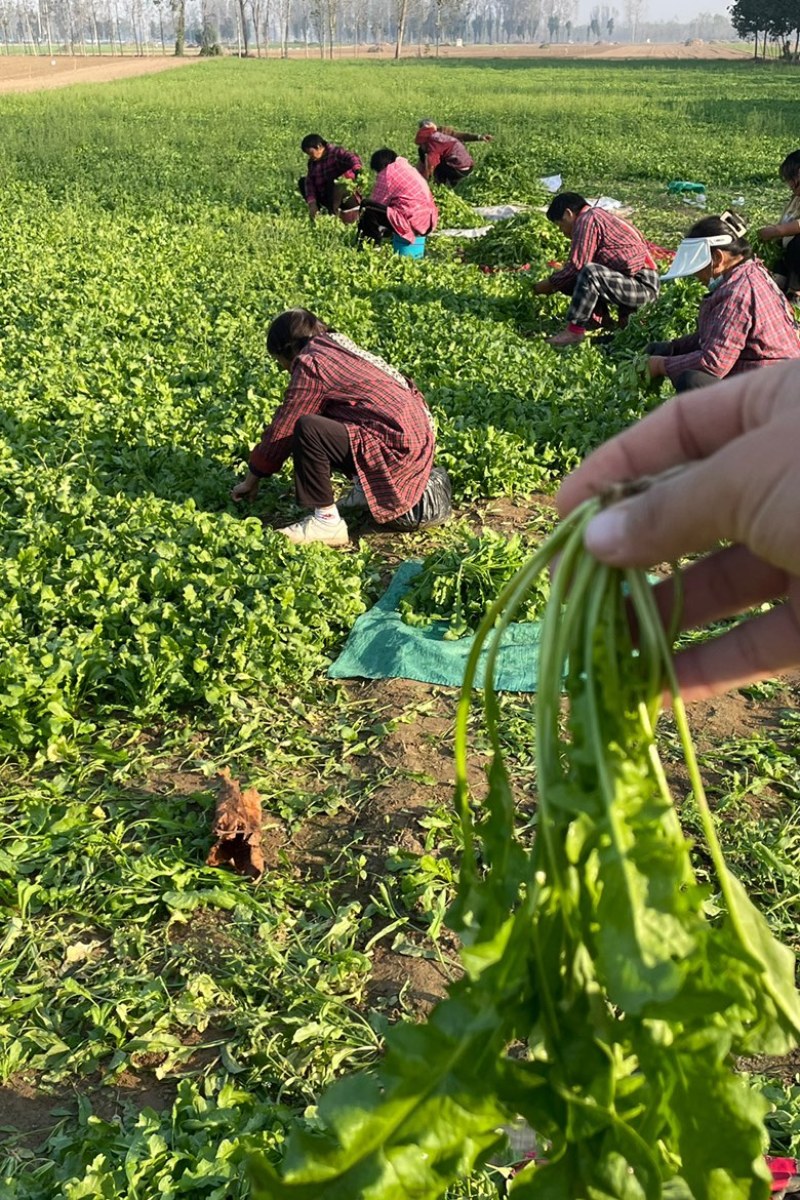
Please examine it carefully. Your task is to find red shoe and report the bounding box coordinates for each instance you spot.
[547,327,585,347]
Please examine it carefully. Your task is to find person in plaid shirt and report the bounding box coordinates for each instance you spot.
[757,149,800,302]
[358,148,439,245]
[648,213,800,393]
[298,134,362,225]
[532,192,660,347]
[415,120,491,188]
[231,309,436,546]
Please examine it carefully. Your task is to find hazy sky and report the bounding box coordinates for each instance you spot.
[576,0,731,23]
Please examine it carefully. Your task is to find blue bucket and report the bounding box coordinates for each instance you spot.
[392,233,426,259]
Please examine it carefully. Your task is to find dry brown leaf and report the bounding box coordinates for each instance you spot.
[206,767,265,881]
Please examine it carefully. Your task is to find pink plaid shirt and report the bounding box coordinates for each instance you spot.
[549,206,656,289]
[664,258,800,381]
[371,157,439,243]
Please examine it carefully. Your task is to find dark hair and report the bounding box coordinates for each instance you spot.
[779,150,800,183]
[300,133,327,152]
[686,213,751,259]
[266,309,329,360]
[546,192,588,222]
[370,147,398,173]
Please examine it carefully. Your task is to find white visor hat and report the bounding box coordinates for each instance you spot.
[662,233,733,281]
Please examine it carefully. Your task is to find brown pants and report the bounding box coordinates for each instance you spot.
[292,415,355,507]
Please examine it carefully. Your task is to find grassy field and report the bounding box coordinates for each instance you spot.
[0,58,798,1198]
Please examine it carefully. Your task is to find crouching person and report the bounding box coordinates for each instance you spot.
[232,309,439,546]
[358,148,439,246]
[533,192,659,346]
[298,134,362,224]
[648,213,800,393]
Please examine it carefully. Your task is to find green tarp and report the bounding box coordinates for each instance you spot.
[328,561,544,692]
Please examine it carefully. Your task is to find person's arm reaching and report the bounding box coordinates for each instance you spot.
[448,130,492,143]
[556,361,800,700]
[758,218,800,241]
[547,210,599,291]
[664,289,750,382]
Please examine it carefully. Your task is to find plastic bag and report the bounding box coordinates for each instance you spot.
[381,466,452,532]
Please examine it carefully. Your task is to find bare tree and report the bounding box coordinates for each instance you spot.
[324,0,335,55]
[393,0,410,55]
[623,0,642,40]
[279,0,289,53]
[171,0,185,51]
[153,0,166,49]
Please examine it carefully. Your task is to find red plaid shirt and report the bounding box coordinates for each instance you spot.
[664,258,800,382]
[421,132,473,175]
[249,334,435,522]
[549,206,655,289]
[304,144,362,209]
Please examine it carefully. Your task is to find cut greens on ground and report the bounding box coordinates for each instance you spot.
[399,528,550,639]
[253,497,800,1199]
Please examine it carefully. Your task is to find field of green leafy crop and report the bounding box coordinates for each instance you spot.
[1,58,799,1198]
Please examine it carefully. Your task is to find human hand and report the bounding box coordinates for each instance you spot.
[231,471,261,503]
[481,134,493,142]
[757,224,780,241]
[533,279,553,296]
[647,355,667,379]
[556,361,800,700]
[307,201,319,222]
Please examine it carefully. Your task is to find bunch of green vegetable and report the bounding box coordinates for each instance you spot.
[431,186,484,229]
[399,529,549,639]
[613,277,706,353]
[252,493,800,1200]
[465,211,566,269]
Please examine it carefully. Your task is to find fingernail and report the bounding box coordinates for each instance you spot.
[584,508,628,558]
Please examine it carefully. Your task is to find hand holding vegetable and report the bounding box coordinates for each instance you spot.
[231,470,261,503]
[647,354,667,378]
[757,223,782,241]
[532,278,554,296]
[557,359,800,699]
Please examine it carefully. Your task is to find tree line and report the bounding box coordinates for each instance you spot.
[0,0,738,60]
[730,0,800,59]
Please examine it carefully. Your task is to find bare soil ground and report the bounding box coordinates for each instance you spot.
[0,41,750,98]
[0,53,202,95]
[357,40,751,61]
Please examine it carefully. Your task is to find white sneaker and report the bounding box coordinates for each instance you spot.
[337,481,369,510]
[278,514,349,546]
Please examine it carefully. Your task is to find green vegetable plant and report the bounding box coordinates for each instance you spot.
[465,211,567,270]
[399,529,549,640]
[252,494,800,1200]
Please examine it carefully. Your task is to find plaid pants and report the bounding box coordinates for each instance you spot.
[567,264,659,327]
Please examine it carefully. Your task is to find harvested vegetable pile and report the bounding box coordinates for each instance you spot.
[613,276,706,351]
[399,529,549,640]
[253,493,800,1200]
[430,186,484,228]
[465,210,566,268]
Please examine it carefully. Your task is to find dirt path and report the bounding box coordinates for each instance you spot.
[0,41,750,97]
[0,54,202,95]
[317,40,751,60]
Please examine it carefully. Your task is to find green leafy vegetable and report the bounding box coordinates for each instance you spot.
[252,497,800,1200]
[399,529,550,639]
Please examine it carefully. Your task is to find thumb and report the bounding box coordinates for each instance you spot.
[583,459,736,566]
